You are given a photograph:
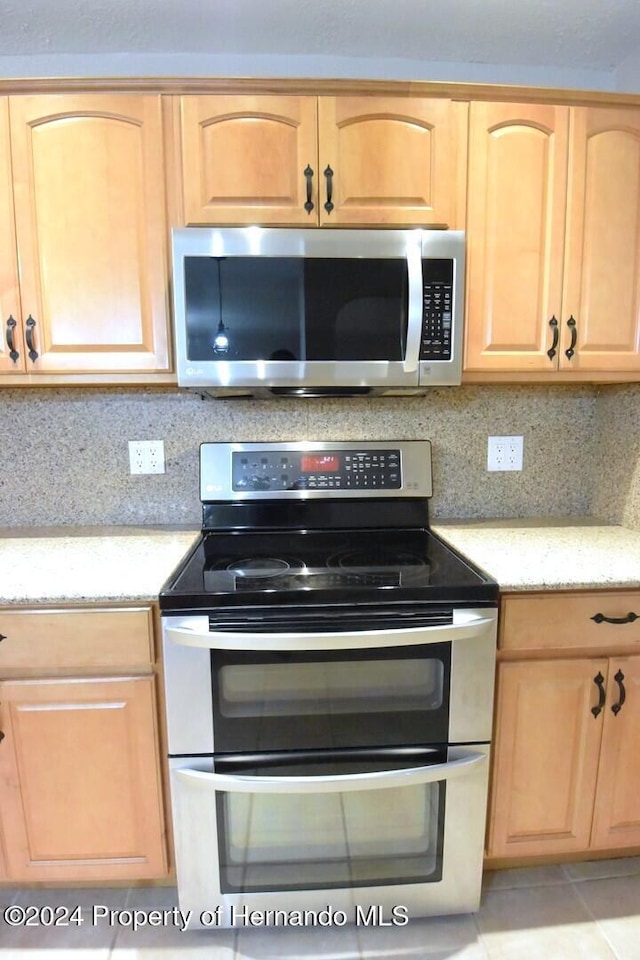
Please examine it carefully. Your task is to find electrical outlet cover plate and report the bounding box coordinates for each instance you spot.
[128,440,165,475]
[487,435,523,472]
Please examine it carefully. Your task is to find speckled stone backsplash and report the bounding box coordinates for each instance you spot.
[591,384,640,531]
[1,384,611,528]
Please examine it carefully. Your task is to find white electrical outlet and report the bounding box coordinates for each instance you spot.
[487,436,524,472]
[128,440,165,475]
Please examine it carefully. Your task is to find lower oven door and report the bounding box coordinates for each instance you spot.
[168,744,490,927]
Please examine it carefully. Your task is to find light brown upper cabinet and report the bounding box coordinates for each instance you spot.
[465,102,640,376]
[176,95,465,228]
[0,99,22,374]
[1,94,171,378]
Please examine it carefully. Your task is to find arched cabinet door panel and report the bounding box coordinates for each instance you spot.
[317,97,465,226]
[0,98,24,374]
[464,102,569,372]
[180,95,319,225]
[9,94,170,374]
[561,108,640,372]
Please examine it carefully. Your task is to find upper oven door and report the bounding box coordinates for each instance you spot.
[162,608,497,755]
[172,227,446,391]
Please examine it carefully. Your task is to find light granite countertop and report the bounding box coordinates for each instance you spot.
[0,520,639,604]
[0,526,200,605]
[432,518,640,592]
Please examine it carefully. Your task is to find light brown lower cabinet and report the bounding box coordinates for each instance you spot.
[0,606,168,883]
[0,675,167,882]
[487,592,640,860]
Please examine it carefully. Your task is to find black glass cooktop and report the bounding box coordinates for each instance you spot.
[160,528,497,613]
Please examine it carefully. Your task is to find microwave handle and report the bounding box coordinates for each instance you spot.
[173,750,487,795]
[403,236,424,374]
[163,610,496,652]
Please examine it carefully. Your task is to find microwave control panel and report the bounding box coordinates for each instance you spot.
[231,448,402,492]
[420,259,454,362]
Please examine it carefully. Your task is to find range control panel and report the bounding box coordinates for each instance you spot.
[232,448,401,492]
[200,441,433,501]
[420,259,454,362]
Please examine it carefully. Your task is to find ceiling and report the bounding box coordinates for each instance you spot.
[1,0,639,72]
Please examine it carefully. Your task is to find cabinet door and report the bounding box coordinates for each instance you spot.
[0,97,24,374]
[179,95,318,225]
[318,97,465,227]
[487,658,605,858]
[0,676,167,881]
[465,103,569,372]
[561,107,640,372]
[9,94,170,374]
[591,656,640,849]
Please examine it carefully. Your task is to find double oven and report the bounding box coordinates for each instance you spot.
[159,441,498,926]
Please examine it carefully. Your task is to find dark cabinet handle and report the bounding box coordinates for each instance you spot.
[591,612,639,625]
[0,731,4,744]
[303,165,314,214]
[0,633,5,642]
[591,671,606,718]
[565,316,577,360]
[611,670,626,716]
[25,315,38,362]
[5,316,20,363]
[323,165,334,214]
[547,316,559,360]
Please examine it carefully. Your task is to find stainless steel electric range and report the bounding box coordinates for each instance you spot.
[159,441,498,928]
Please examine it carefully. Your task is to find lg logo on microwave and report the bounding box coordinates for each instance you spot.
[186,367,204,377]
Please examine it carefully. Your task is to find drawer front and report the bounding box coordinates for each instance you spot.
[500,593,640,652]
[0,607,154,672]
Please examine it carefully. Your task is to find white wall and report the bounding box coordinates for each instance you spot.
[0,52,617,92]
[616,45,640,91]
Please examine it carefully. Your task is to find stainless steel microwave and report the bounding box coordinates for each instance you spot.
[171,228,465,396]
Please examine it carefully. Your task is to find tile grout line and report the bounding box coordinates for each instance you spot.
[469,907,491,958]
[570,878,625,960]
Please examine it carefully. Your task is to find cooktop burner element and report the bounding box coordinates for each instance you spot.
[159,441,498,614]
[329,547,428,569]
[226,557,302,577]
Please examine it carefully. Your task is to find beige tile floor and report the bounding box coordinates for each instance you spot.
[1,858,639,958]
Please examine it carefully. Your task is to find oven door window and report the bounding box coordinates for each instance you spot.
[212,643,450,753]
[215,754,445,893]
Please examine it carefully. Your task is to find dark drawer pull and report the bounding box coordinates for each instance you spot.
[303,164,314,214]
[565,316,577,360]
[323,165,334,214]
[591,612,639,625]
[25,315,38,362]
[0,731,4,744]
[6,316,19,363]
[591,671,606,718]
[611,669,626,716]
[547,316,559,360]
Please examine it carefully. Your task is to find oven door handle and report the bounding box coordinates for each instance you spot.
[172,750,487,794]
[163,610,496,651]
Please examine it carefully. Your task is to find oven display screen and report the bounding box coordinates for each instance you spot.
[301,454,340,473]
